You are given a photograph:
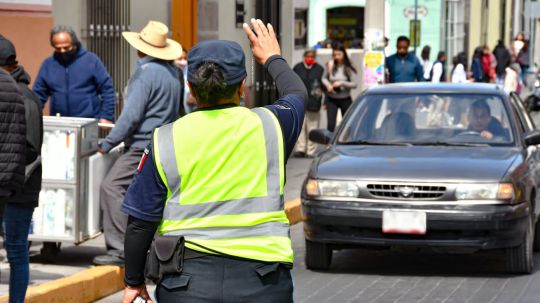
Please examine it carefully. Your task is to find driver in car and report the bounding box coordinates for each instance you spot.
[468,100,506,140]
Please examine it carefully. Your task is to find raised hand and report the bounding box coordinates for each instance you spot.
[243,18,281,65]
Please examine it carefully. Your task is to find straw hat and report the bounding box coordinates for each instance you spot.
[122,21,182,60]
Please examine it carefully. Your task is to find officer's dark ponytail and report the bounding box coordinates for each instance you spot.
[191,62,240,105]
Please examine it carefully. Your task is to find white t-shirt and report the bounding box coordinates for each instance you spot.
[431,62,444,83]
[451,64,467,83]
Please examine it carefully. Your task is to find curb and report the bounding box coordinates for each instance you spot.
[0,266,124,303]
[0,199,303,303]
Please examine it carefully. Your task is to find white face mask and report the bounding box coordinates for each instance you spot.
[176,59,188,68]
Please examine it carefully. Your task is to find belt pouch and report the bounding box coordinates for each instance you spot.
[145,235,185,283]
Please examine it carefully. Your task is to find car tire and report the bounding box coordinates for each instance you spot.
[506,215,534,274]
[305,239,332,270]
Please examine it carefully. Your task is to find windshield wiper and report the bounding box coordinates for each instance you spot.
[338,140,413,146]
[411,141,490,147]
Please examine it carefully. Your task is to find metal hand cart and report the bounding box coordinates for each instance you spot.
[29,116,114,261]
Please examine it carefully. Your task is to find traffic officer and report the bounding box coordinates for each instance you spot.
[121,19,307,303]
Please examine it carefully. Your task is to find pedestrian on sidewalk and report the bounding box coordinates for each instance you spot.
[510,33,525,63]
[174,48,197,114]
[493,40,511,85]
[33,25,115,124]
[93,20,182,267]
[517,40,530,82]
[451,52,468,83]
[322,44,358,132]
[120,19,306,303]
[471,47,485,82]
[430,51,447,83]
[0,35,42,303]
[293,48,324,158]
[385,36,424,83]
[504,63,522,93]
[418,45,432,81]
[481,46,496,83]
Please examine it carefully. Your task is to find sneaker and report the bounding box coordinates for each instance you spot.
[93,254,125,267]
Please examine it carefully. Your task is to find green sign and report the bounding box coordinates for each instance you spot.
[409,20,421,46]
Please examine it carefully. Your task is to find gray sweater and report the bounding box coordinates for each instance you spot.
[322,64,358,99]
[102,56,181,152]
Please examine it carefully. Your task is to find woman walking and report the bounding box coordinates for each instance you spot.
[322,45,358,132]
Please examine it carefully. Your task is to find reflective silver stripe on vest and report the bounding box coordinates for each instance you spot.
[157,124,182,212]
[159,108,283,221]
[163,221,290,239]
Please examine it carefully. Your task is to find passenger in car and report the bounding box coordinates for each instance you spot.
[467,100,506,140]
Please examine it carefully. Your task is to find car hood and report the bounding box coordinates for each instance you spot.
[313,145,522,182]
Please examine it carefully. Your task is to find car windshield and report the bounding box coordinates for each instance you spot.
[337,94,515,146]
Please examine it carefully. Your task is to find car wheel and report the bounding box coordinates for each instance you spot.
[305,239,332,270]
[506,214,534,274]
[534,214,540,251]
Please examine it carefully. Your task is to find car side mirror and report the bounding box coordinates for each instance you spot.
[525,130,540,146]
[309,128,334,145]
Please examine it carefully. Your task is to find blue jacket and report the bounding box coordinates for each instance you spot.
[33,46,115,120]
[385,53,424,83]
[471,58,484,82]
[101,56,182,152]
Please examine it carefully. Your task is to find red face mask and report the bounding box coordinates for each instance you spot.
[304,58,316,66]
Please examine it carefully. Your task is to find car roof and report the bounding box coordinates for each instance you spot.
[363,83,509,96]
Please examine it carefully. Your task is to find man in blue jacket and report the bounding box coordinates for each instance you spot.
[33,25,115,123]
[385,36,424,83]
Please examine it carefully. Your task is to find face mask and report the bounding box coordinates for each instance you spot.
[304,58,316,66]
[54,49,77,64]
[175,59,188,69]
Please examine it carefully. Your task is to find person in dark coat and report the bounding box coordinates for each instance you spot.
[471,47,485,83]
[0,46,25,198]
[293,49,324,158]
[0,35,41,303]
[493,40,511,85]
[33,25,115,123]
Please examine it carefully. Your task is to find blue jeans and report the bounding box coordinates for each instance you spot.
[3,205,34,303]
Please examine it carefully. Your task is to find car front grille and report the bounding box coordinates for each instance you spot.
[367,184,446,200]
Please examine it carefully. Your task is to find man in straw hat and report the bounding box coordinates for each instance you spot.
[120,18,307,303]
[93,20,183,267]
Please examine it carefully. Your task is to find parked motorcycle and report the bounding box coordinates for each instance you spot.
[525,71,540,112]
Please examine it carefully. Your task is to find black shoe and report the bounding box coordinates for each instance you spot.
[293,151,306,158]
[93,254,125,267]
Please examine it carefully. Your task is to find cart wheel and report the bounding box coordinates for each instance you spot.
[40,242,61,263]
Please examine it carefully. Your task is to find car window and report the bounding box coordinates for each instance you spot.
[338,94,515,146]
[511,93,535,132]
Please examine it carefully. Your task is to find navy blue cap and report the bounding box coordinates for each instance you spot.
[187,40,247,85]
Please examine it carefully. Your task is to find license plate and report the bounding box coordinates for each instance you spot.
[382,210,427,235]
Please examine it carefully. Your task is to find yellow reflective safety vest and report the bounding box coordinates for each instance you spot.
[152,106,293,264]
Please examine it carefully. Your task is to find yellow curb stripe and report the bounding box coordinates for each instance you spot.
[0,266,124,303]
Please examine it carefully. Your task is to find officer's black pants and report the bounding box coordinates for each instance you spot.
[156,254,294,303]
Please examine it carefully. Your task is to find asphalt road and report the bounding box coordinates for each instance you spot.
[97,156,540,303]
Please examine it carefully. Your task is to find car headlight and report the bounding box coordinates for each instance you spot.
[455,183,514,200]
[535,80,539,88]
[305,179,359,197]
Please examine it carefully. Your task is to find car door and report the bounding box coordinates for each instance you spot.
[511,93,540,210]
